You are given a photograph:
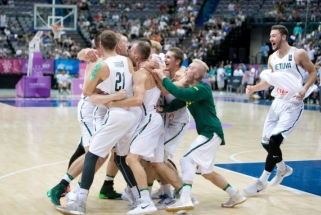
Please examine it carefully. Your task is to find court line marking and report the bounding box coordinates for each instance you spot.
[0,160,68,180]
[215,166,321,198]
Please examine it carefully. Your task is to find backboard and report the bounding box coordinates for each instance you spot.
[33,3,78,31]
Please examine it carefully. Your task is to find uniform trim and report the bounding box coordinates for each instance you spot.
[79,102,85,119]
[295,64,304,80]
[130,114,152,145]
[276,105,303,135]
[102,109,111,126]
[83,122,92,136]
[142,103,147,116]
[164,123,187,145]
[93,107,99,132]
[183,138,212,157]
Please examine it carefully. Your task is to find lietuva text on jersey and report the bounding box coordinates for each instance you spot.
[113,61,124,67]
[274,62,291,71]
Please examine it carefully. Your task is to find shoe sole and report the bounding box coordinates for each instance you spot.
[270,167,293,186]
[165,205,194,213]
[98,194,122,200]
[221,197,247,208]
[56,207,85,215]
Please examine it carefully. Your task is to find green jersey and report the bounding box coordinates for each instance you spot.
[161,78,225,145]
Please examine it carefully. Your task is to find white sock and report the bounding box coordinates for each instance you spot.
[180,184,192,199]
[131,186,140,201]
[140,189,151,201]
[259,170,271,183]
[224,184,238,197]
[276,160,286,171]
[77,188,89,201]
[63,173,74,183]
[162,184,173,198]
[105,174,115,181]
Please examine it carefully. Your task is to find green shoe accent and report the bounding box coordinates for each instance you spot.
[46,184,67,206]
[99,185,122,200]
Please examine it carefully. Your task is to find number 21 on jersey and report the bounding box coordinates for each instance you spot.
[115,72,125,91]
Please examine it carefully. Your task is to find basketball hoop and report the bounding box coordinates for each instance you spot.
[52,25,63,39]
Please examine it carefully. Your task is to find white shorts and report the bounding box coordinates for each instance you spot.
[164,121,189,159]
[92,106,108,132]
[261,99,304,143]
[77,99,95,148]
[89,108,141,158]
[130,113,164,161]
[184,133,222,175]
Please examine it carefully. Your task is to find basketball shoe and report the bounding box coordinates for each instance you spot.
[221,191,247,208]
[270,165,293,186]
[243,179,267,196]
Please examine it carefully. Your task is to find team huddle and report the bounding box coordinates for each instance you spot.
[46,25,317,215]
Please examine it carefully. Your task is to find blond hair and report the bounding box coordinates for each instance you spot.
[193,59,209,72]
[151,40,162,54]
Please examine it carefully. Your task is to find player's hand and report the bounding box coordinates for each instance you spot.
[246,85,255,95]
[156,104,163,112]
[152,69,166,80]
[296,89,307,100]
[167,113,174,120]
[114,89,127,100]
[149,59,160,69]
[85,49,99,62]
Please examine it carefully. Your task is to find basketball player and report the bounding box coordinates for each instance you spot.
[46,32,125,206]
[243,25,317,195]
[153,59,246,213]
[148,48,191,206]
[56,30,142,215]
[77,33,141,203]
[105,40,162,214]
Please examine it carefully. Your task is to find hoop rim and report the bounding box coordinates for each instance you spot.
[51,25,64,31]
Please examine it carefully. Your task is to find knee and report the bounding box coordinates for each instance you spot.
[125,154,140,166]
[114,154,126,166]
[269,134,283,153]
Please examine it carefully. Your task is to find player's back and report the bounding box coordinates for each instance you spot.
[96,55,133,110]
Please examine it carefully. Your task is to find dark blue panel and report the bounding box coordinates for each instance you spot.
[216,160,321,196]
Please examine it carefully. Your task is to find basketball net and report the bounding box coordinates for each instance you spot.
[52,25,63,39]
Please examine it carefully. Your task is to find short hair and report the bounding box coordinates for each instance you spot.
[271,25,289,38]
[134,41,151,61]
[93,32,102,49]
[137,37,152,46]
[168,47,184,67]
[100,30,117,50]
[193,59,209,72]
[151,40,162,54]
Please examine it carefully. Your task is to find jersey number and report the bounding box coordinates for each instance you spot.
[115,72,125,91]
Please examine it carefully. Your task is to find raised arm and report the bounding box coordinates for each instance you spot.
[77,48,99,62]
[83,61,109,96]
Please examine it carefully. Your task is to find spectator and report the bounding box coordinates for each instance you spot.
[260,42,270,64]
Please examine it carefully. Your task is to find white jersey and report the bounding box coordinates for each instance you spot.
[56,73,69,84]
[164,93,189,123]
[142,86,161,115]
[96,55,133,110]
[270,47,305,100]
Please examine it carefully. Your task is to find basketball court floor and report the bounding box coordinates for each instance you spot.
[0,89,320,215]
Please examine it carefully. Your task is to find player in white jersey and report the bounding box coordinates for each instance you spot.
[244,25,317,196]
[105,40,162,215]
[147,48,191,207]
[47,32,125,206]
[78,33,142,206]
[56,30,141,215]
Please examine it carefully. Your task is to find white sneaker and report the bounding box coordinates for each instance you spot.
[270,165,293,186]
[191,195,199,206]
[151,187,164,199]
[121,187,135,205]
[165,197,194,213]
[127,199,157,215]
[65,191,77,205]
[243,180,267,196]
[56,198,86,215]
[155,194,175,210]
[221,191,246,208]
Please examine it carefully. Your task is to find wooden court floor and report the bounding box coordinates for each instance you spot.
[0,94,320,215]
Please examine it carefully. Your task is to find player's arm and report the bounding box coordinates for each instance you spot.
[77,48,99,62]
[158,98,186,113]
[296,49,317,92]
[107,70,146,107]
[89,89,127,105]
[83,61,108,96]
[127,57,135,74]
